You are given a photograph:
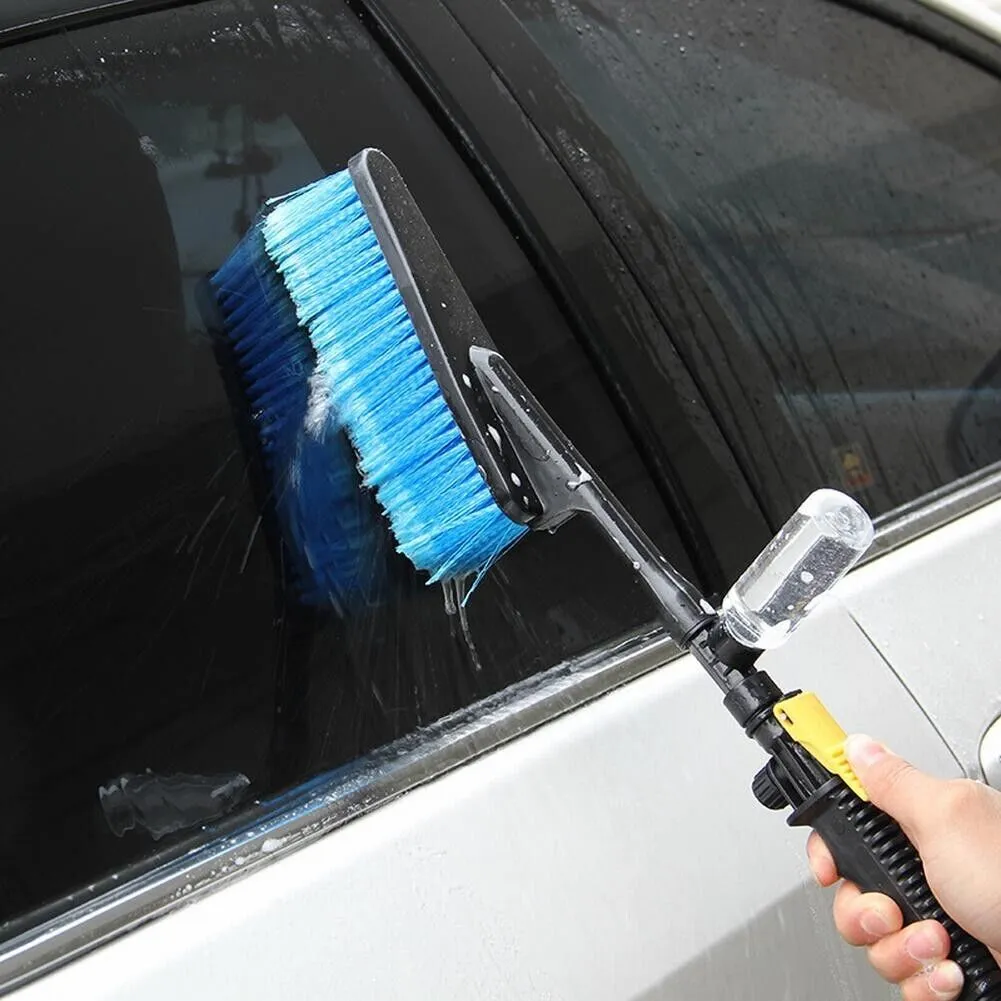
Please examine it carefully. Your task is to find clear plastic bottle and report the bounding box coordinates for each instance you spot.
[720,489,874,649]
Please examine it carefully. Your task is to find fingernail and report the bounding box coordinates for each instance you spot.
[906,928,946,962]
[860,910,891,936]
[806,847,830,886]
[928,961,963,998]
[845,734,888,768]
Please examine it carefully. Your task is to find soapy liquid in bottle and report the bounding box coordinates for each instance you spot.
[721,489,874,649]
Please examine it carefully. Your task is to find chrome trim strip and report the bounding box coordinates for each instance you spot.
[0,625,680,995]
[868,461,1001,559]
[915,0,1001,45]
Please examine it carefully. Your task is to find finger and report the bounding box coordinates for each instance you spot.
[867,921,951,983]
[900,962,964,1001]
[844,735,945,839]
[832,883,903,947]
[806,832,839,887]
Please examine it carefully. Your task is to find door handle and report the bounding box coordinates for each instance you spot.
[980,715,1001,789]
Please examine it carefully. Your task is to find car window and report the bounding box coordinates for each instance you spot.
[0,0,695,927]
[498,0,1001,522]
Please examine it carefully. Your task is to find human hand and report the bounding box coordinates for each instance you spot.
[807,734,1001,1000]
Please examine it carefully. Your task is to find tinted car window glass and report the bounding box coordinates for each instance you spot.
[0,0,691,925]
[502,0,1001,520]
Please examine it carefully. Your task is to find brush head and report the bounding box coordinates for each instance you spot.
[259,152,534,583]
[209,227,383,608]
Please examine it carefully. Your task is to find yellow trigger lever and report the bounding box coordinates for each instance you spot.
[773,693,869,801]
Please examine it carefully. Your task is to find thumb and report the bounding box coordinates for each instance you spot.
[844,734,944,841]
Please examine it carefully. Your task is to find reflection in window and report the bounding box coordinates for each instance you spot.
[124,101,326,332]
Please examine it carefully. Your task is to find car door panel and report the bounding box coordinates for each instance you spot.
[9,590,955,1000]
[842,490,1001,778]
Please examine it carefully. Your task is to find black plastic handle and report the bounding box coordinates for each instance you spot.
[469,346,710,640]
[805,784,1001,1000]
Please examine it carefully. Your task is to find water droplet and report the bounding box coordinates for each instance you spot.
[800,571,815,584]
[510,472,522,486]
[441,580,457,616]
[461,373,472,388]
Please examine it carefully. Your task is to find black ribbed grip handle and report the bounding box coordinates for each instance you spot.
[810,785,1001,1000]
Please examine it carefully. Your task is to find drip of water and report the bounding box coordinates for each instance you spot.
[440,577,484,673]
[454,575,484,674]
[441,578,458,616]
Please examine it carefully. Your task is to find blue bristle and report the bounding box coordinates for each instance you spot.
[260,169,528,583]
[210,227,382,607]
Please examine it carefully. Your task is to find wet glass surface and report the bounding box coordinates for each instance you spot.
[503,0,1001,520]
[0,0,692,924]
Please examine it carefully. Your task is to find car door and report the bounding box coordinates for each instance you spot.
[0,1,998,1000]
